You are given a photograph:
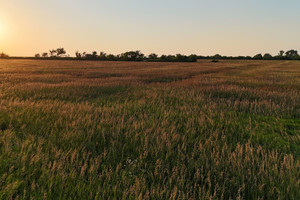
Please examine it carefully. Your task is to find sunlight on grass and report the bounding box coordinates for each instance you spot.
[0,59,299,199]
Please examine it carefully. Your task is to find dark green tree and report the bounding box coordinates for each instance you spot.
[148,53,158,60]
[278,50,285,57]
[121,51,144,61]
[160,55,167,61]
[253,54,263,60]
[107,54,116,61]
[188,54,197,62]
[263,53,273,60]
[213,54,222,59]
[285,50,299,59]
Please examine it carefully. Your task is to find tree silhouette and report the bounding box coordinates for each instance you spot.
[285,50,299,59]
[148,53,158,60]
[0,52,9,58]
[99,52,107,60]
[213,54,222,59]
[278,50,285,57]
[188,54,197,62]
[253,54,263,60]
[160,55,167,61]
[107,54,116,61]
[49,49,57,57]
[75,51,82,59]
[263,53,273,60]
[56,48,66,57]
[121,51,144,61]
[42,52,48,58]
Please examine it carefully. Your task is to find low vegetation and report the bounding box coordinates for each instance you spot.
[0,59,299,199]
[30,48,300,62]
[40,49,199,62]
[0,53,9,58]
[2,49,300,62]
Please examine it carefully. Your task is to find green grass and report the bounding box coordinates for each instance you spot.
[0,59,299,199]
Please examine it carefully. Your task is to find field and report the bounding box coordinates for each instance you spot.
[0,59,299,199]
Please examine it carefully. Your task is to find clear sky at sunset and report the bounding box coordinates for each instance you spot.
[0,0,300,57]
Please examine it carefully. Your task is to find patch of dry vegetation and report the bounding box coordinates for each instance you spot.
[0,59,299,199]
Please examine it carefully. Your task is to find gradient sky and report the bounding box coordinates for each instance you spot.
[1,0,300,57]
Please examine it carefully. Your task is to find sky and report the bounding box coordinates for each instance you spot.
[0,0,300,57]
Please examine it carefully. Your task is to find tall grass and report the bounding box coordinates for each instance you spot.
[0,59,299,199]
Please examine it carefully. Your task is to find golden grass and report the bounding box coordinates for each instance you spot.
[0,59,299,199]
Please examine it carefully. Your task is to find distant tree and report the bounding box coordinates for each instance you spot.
[166,55,176,62]
[99,52,107,60]
[42,52,48,58]
[75,51,82,59]
[0,52,9,58]
[107,54,116,61]
[84,51,97,59]
[56,48,66,57]
[82,51,97,60]
[166,54,197,62]
[263,53,273,60]
[197,55,208,59]
[187,54,197,62]
[84,54,93,59]
[213,54,222,59]
[253,54,263,60]
[92,51,97,57]
[49,49,57,57]
[148,53,158,60]
[121,51,144,61]
[35,53,41,58]
[237,56,246,60]
[278,50,285,57]
[115,54,121,60]
[176,54,184,62]
[285,50,299,59]
[160,55,167,61]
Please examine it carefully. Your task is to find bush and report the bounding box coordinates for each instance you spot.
[0,52,9,58]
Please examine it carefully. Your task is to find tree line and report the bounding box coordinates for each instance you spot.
[34,48,198,62]
[1,49,300,62]
[35,48,300,61]
[200,50,300,61]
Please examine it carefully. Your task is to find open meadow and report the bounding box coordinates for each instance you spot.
[0,59,299,199]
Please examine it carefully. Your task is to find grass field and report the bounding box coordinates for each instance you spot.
[0,59,299,199]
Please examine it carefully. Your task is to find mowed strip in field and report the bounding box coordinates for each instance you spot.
[0,59,299,199]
